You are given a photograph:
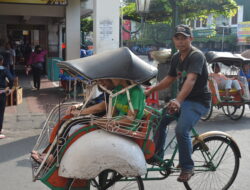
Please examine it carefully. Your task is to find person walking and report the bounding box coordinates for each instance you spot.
[145,24,211,182]
[27,45,47,90]
[0,55,14,139]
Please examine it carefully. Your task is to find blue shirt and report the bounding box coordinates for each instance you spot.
[0,66,13,89]
[239,69,250,87]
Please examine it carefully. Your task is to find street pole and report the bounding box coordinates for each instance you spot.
[222,26,225,51]
[169,0,179,98]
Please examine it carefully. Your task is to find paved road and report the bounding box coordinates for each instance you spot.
[1,71,250,190]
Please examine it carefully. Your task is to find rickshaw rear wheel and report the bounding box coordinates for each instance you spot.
[89,169,144,190]
[183,136,240,190]
[201,104,213,121]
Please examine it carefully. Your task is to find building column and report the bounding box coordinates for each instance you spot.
[66,0,81,60]
[93,0,120,54]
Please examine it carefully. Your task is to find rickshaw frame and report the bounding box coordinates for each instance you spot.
[31,48,242,190]
[202,51,250,121]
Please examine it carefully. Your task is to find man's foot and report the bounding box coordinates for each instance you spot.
[0,134,6,139]
[177,170,194,182]
[146,157,162,166]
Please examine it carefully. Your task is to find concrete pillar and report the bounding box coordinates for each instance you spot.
[48,24,59,56]
[93,0,120,54]
[66,0,81,60]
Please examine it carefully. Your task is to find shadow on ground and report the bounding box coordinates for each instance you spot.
[0,135,39,164]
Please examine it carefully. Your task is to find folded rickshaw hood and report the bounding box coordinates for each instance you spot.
[57,47,158,83]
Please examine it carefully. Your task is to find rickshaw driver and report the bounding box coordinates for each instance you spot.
[239,64,250,91]
[145,24,211,182]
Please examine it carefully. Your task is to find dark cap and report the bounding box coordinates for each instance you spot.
[174,24,192,37]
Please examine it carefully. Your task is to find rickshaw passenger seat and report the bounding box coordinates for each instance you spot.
[219,89,238,93]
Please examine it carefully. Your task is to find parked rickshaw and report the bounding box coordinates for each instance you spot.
[31,47,241,190]
[201,51,250,121]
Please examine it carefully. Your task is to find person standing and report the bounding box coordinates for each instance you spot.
[27,45,47,90]
[5,42,16,76]
[239,64,250,90]
[0,55,14,139]
[145,24,211,182]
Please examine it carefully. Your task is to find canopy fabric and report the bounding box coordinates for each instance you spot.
[241,49,250,59]
[205,51,246,66]
[57,47,158,83]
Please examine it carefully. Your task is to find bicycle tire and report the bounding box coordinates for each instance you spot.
[227,104,245,120]
[184,136,240,190]
[89,170,144,190]
[222,106,231,116]
[201,105,213,121]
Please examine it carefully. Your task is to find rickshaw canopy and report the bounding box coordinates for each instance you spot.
[57,47,158,84]
[205,51,245,67]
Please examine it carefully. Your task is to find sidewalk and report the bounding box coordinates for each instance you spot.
[3,71,65,141]
[0,71,71,190]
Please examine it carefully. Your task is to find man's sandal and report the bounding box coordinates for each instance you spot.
[177,170,194,182]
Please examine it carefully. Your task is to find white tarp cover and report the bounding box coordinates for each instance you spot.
[59,129,147,179]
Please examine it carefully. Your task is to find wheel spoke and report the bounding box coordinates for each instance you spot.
[184,136,240,190]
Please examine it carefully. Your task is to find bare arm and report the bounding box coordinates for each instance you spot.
[80,101,106,115]
[146,75,176,95]
[93,109,138,127]
[70,101,106,116]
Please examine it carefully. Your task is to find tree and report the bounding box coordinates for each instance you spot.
[81,17,93,45]
[122,0,238,24]
[122,0,238,51]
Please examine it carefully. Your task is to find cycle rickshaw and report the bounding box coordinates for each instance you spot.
[31,47,241,190]
[201,51,250,121]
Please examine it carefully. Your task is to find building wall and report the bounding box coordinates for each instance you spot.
[0,3,65,17]
[237,0,250,21]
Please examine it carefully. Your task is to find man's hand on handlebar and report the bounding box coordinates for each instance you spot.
[144,89,152,97]
[166,99,181,115]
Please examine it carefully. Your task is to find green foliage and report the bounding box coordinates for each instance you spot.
[81,17,93,33]
[122,0,238,23]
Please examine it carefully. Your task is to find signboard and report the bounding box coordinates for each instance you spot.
[193,29,214,38]
[237,21,250,45]
[99,20,113,41]
[0,0,67,5]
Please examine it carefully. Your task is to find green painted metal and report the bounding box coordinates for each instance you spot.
[40,125,98,190]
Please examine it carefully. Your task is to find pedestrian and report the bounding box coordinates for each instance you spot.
[0,55,14,139]
[0,39,12,72]
[27,45,47,90]
[5,42,16,76]
[145,24,211,182]
[239,63,250,90]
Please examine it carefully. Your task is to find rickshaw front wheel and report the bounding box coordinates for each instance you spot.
[184,136,240,190]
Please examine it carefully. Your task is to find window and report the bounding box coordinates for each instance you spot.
[231,12,238,25]
[195,18,207,28]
